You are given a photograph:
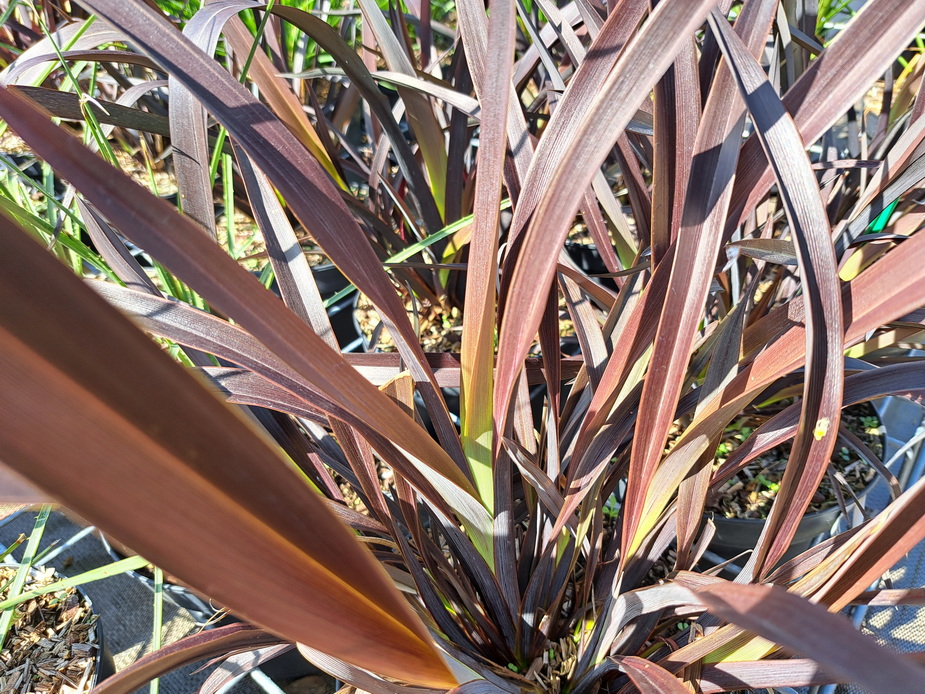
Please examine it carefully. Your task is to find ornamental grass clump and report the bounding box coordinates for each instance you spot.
[2,0,925,692]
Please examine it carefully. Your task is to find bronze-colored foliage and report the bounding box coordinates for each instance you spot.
[1,1,925,692]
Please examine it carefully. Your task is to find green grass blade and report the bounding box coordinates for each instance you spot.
[322,199,512,308]
[0,555,151,614]
[0,505,50,649]
[0,535,25,563]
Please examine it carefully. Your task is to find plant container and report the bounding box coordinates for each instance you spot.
[0,564,114,692]
[705,400,886,567]
[564,241,618,291]
[311,264,364,353]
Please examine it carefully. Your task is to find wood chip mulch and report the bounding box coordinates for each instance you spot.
[0,566,99,694]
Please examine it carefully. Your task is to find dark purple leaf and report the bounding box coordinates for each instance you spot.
[696,583,925,694]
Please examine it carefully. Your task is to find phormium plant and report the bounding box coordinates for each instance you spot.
[2,0,925,692]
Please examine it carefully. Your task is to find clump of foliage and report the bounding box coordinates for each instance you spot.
[2,0,925,692]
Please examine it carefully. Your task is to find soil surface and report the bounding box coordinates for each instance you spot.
[705,401,883,519]
[0,566,100,693]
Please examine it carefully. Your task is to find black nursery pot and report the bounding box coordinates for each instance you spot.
[705,407,884,568]
[564,241,619,291]
[254,263,364,353]
[1,565,114,689]
[311,264,365,353]
[707,502,853,566]
[79,581,116,685]
[254,646,327,684]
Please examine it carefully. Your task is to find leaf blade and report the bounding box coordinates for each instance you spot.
[695,583,925,694]
[0,215,456,689]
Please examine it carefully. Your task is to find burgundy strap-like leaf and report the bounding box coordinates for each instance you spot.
[649,35,699,267]
[505,0,648,239]
[198,645,294,694]
[75,199,160,296]
[493,0,714,442]
[169,1,240,240]
[696,583,925,694]
[458,0,517,510]
[0,21,125,86]
[7,49,158,77]
[356,0,449,222]
[708,9,844,578]
[726,0,925,236]
[202,367,329,424]
[455,0,533,184]
[90,625,286,694]
[698,659,842,692]
[0,464,48,504]
[0,215,455,688]
[222,14,344,187]
[621,0,777,560]
[10,85,170,137]
[231,143,332,339]
[617,656,689,694]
